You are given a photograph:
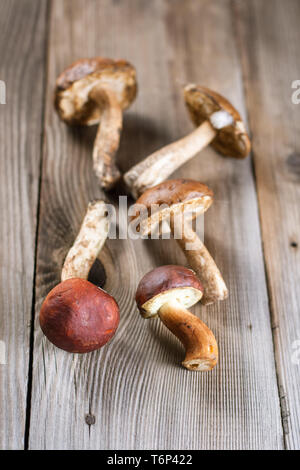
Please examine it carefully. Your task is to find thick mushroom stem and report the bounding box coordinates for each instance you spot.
[89,84,123,190]
[170,218,228,305]
[124,120,217,199]
[158,299,218,371]
[61,200,109,281]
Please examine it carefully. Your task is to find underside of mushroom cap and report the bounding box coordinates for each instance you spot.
[184,84,251,159]
[131,179,213,236]
[55,57,137,125]
[136,265,203,318]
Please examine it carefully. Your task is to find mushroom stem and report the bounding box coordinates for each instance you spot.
[61,200,109,282]
[170,218,228,305]
[89,84,123,190]
[124,120,216,199]
[158,299,218,371]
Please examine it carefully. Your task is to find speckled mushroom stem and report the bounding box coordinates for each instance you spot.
[61,200,109,281]
[158,299,218,371]
[124,121,216,199]
[89,85,123,190]
[170,218,228,305]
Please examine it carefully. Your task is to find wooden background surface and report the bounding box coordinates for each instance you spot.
[0,0,299,450]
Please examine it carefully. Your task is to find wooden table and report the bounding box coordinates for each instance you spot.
[0,0,299,450]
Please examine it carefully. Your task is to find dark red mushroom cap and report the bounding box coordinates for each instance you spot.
[40,278,119,353]
[55,57,137,125]
[184,84,251,159]
[136,265,203,318]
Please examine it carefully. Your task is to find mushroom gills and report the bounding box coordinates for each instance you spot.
[58,72,135,125]
[141,286,202,318]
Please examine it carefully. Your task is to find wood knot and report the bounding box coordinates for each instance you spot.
[85,413,96,426]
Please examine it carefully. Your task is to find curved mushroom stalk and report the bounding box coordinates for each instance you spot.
[158,299,218,371]
[61,200,109,281]
[135,265,218,371]
[89,85,123,189]
[170,218,228,305]
[124,84,250,198]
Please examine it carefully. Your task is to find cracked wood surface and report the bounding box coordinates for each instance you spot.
[0,0,299,450]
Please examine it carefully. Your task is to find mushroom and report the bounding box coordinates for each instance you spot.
[40,200,120,353]
[136,265,218,371]
[124,84,250,198]
[131,179,228,305]
[55,57,137,190]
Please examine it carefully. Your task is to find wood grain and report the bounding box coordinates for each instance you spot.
[235,0,300,449]
[28,0,283,449]
[0,0,48,449]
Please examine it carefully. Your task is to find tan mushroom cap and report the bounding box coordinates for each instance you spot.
[55,57,137,125]
[136,265,204,318]
[184,84,251,159]
[131,179,213,236]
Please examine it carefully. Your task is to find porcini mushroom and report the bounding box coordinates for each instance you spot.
[55,57,137,190]
[136,265,218,371]
[124,84,250,198]
[131,179,228,305]
[40,200,120,353]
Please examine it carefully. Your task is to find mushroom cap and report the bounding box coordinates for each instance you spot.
[136,265,203,318]
[39,278,119,353]
[131,179,213,236]
[184,84,251,159]
[55,57,137,125]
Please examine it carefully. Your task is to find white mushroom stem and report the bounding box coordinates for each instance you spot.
[124,111,233,199]
[158,299,218,371]
[61,200,109,281]
[170,218,228,305]
[89,84,123,190]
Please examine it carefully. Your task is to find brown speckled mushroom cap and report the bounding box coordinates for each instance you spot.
[184,84,251,159]
[136,265,203,318]
[131,179,213,236]
[55,57,137,125]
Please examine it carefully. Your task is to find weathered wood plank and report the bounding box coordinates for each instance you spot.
[234,0,300,449]
[29,0,283,449]
[0,0,48,450]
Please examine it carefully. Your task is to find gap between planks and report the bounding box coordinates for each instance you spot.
[24,0,52,451]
